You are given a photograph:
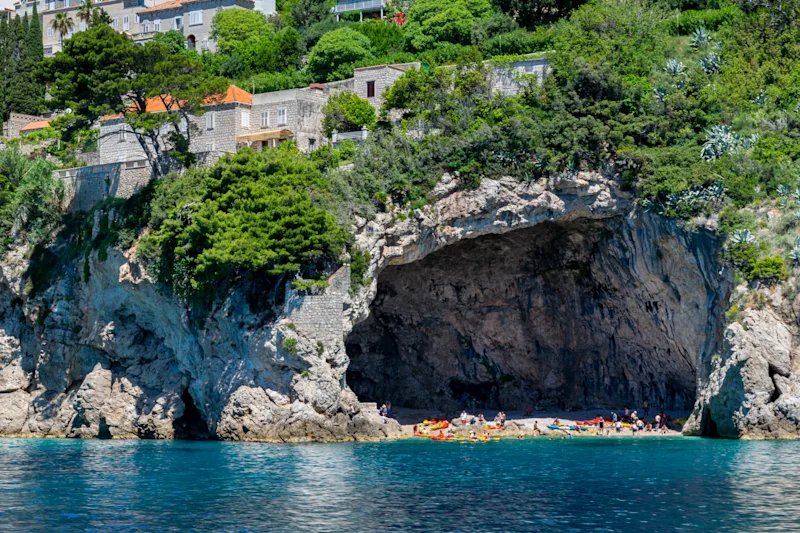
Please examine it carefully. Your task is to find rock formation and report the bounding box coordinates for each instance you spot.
[0,171,797,440]
[346,174,729,414]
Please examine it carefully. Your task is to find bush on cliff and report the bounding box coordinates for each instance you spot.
[0,145,63,249]
[139,147,348,301]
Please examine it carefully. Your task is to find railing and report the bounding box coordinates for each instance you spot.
[331,127,369,143]
[332,0,385,13]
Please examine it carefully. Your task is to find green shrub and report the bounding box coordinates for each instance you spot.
[350,249,371,289]
[282,337,298,355]
[664,6,742,35]
[718,208,756,234]
[481,28,553,57]
[322,91,376,137]
[747,256,789,284]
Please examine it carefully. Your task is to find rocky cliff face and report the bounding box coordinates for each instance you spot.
[684,291,800,439]
[346,175,729,414]
[0,245,399,442]
[0,171,796,440]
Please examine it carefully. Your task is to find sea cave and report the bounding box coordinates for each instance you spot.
[346,215,729,415]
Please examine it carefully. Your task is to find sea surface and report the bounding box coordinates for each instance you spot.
[0,437,798,532]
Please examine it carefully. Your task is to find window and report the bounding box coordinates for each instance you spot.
[277,108,287,126]
[308,138,316,151]
[241,110,250,128]
[366,80,375,98]
[47,27,53,37]
[79,21,85,31]
[189,10,202,25]
[112,17,118,27]
[260,111,269,127]
[201,38,208,50]
[154,19,160,31]
[135,14,140,23]
[206,111,215,130]
[118,124,126,142]
[123,15,129,30]
[173,16,181,29]
[205,141,214,152]
[143,22,149,32]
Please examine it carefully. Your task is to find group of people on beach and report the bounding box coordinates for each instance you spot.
[596,406,672,436]
[460,410,506,428]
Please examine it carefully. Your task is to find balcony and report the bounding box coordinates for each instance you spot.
[332,0,386,15]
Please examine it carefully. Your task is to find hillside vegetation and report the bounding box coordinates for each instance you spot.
[2,0,800,308]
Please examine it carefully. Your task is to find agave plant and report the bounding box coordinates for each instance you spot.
[690,26,713,48]
[790,244,800,267]
[664,58,686,76]
[792,187,800,202]
[701,125,760,160]
[779,197,791,210]
[794,234,800,247]
[701,125,736,160]
[730,229,755,245]
[777,184,791,197]
[751,89,767,105]
[699,52,721,74]
[653,86,668,102]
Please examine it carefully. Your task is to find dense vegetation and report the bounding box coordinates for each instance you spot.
[4,0,800,307]
[0,5,45,130]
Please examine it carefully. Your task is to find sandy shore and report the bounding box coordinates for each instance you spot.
[391,407,690,438]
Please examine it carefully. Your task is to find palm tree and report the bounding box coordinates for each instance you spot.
[50,12,74,44]
[76,0,93,27]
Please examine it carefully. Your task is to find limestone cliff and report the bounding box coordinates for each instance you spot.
[0,171,797,440]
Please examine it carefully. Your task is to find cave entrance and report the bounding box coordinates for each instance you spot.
[346,217,723,415]
[173,391,213,440]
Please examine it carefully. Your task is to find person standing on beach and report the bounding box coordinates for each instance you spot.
[461,410,468,425]
[599,418,605,432]
[612,412,618,423]
[655,413,661,429]
[616,420,622,433]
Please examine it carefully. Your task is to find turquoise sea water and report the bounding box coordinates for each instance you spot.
[0,437,798,532]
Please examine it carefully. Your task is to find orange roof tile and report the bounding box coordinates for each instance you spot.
[138,0,187,14]
[20,119,52,132]
[101,86,252,120]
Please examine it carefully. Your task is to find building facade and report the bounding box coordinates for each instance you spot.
[135,0,255,52]
[30,0,267,56]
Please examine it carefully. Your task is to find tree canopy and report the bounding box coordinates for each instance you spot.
[306,27,374,82]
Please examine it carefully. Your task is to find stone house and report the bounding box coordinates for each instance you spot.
[41,0,163,56]
[2,113,50,139]
[98,85,254,165]
[238,86,327,153]
[134,0,255,52]
[351,62,421,112]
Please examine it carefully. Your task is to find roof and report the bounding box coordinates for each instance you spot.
[101,85,252,120]
[20,119,52,133]
[139,0,253,14]
[138,0,188,14]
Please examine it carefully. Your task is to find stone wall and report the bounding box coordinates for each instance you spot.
[490,58,552,96]
[55,160,151,212]
[284,266,351,349]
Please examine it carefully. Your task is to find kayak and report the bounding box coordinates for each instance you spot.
[429,421,450,430]
[484,425,503,431]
